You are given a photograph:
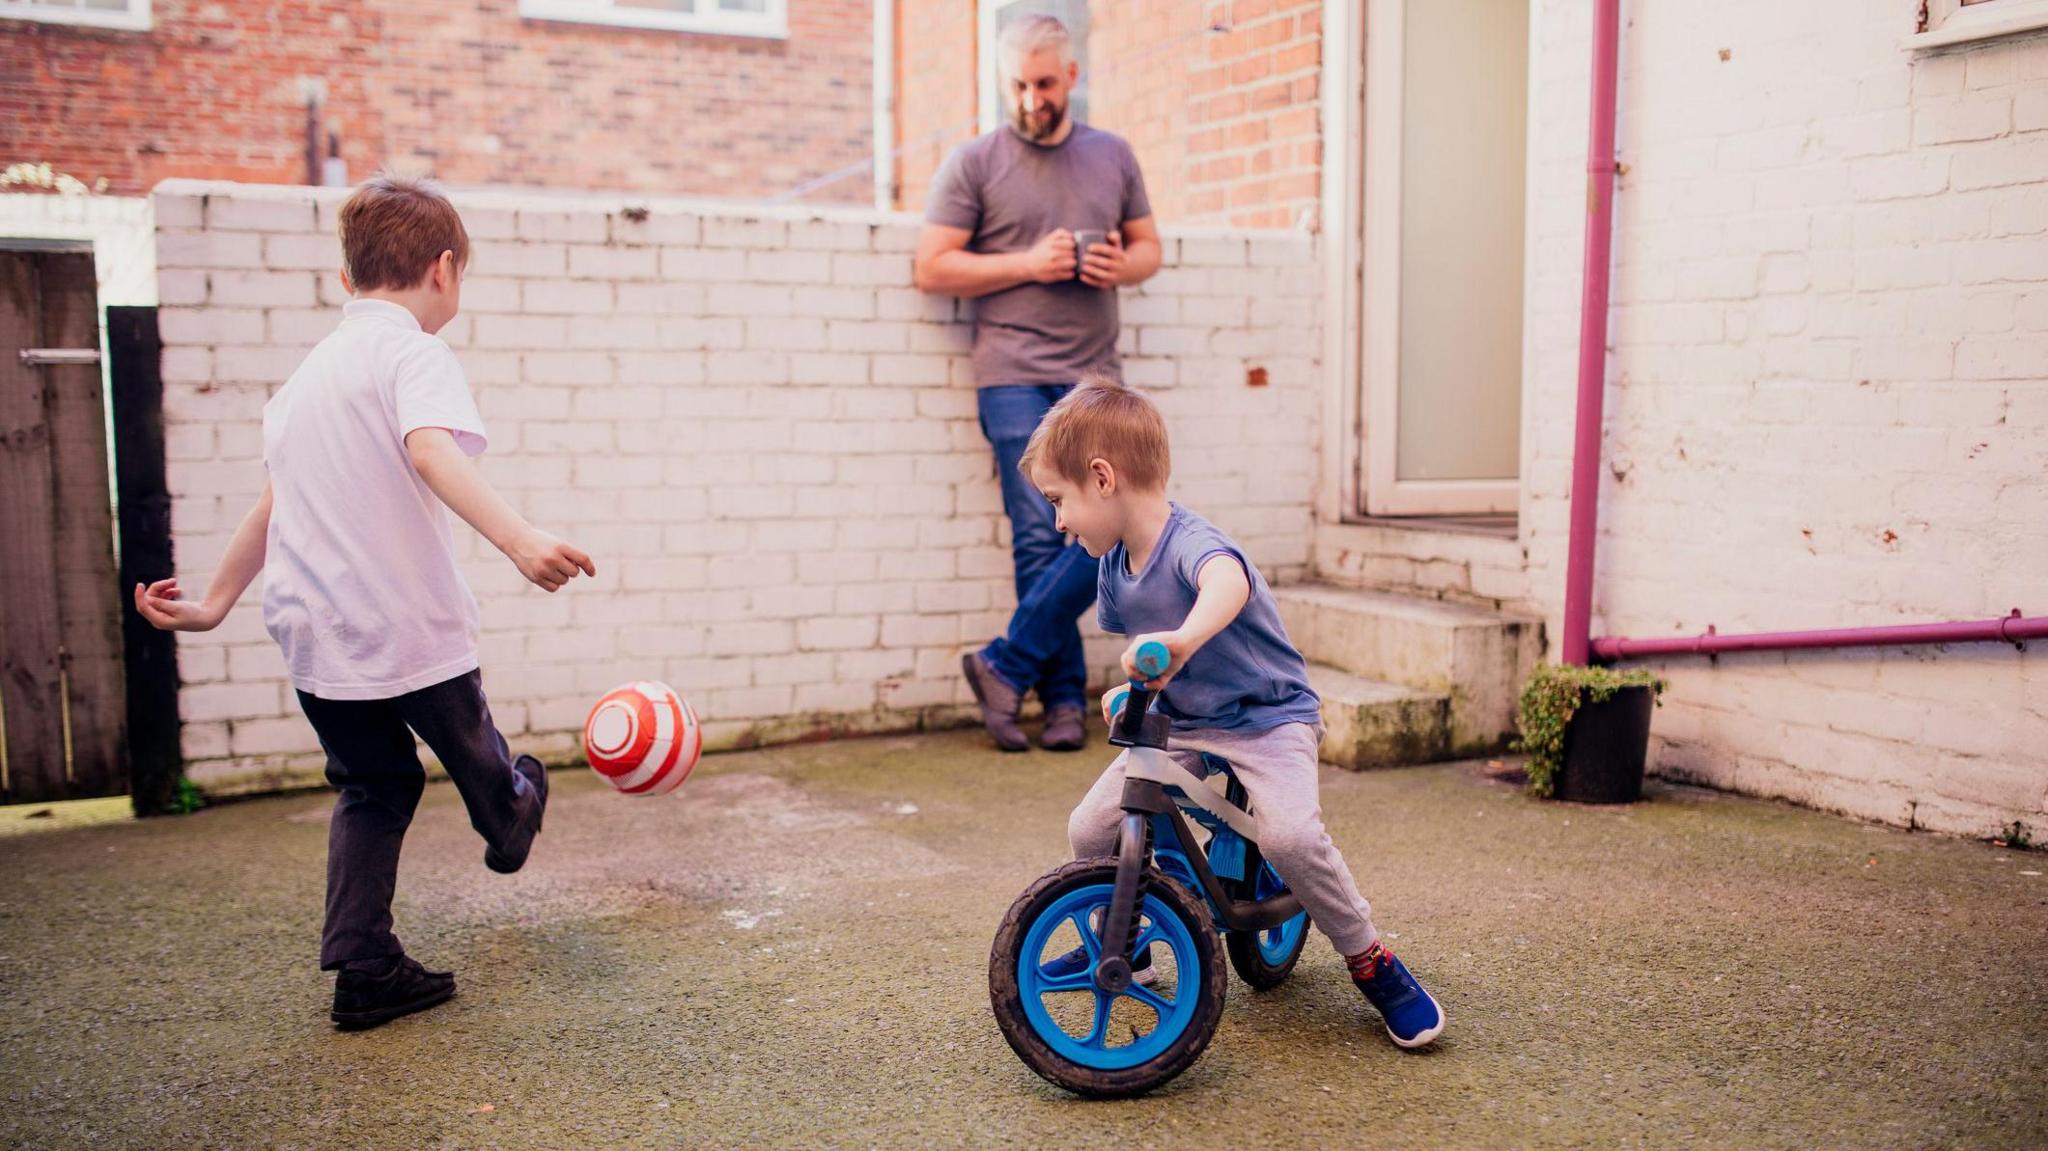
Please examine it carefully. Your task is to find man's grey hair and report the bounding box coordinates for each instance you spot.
[998,13,1075,68]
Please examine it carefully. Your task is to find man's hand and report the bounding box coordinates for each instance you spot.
[1024,229,1079,283]
[1120,630,1188,690]
[133,578,224,632]
[509,528,596,593]
[1079,229,1129,289]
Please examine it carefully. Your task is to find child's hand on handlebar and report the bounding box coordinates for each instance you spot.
[1121,632,1185,690]
[1100,683,1132,725]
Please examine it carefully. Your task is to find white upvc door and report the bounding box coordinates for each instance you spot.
[1360,0,1531,516]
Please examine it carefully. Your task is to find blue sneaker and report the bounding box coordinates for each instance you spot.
[1041,944,1156,986]
[1351,945,1444,1048]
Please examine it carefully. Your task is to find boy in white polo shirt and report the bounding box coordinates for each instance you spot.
[135,175,595,1030]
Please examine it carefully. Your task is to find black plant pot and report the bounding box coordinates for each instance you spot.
[1553,685,1655,804]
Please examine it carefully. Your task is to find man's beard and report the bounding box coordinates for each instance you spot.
[1013,100,1068,142]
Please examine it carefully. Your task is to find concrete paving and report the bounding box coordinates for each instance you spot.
[2,728,2043,1149]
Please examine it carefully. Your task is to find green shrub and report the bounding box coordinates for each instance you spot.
[168,776,205,816]
[1512,663,1665,798]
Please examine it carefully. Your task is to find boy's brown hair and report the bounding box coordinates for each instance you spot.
[337,174,470,292]
[1018,372,1171,490]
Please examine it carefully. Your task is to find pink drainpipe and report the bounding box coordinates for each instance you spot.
[1594,612,2048,661]
[1560,0,2046,666]
[1560,0,1623,667]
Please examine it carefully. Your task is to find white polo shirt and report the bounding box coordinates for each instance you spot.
[260,298,489,700]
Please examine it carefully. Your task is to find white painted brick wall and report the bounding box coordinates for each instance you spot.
[1518,2,2048,838]
[150,181,1321,793]
[0,193,158,307]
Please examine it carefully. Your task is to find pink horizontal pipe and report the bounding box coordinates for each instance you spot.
[1592,612,2048,661]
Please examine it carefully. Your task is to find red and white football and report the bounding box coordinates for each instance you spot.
[583,681,702,797]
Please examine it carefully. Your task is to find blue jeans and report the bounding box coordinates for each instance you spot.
[977,384,1099,712]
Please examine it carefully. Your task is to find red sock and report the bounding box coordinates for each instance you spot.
[1346,939,1390,981]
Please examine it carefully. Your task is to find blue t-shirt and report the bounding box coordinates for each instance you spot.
[1098,505,1321,733]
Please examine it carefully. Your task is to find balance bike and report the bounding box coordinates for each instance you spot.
[988,641,1313,1097]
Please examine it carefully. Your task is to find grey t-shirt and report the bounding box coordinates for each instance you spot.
[1099,504,1322,733]
[925,123,1153,387]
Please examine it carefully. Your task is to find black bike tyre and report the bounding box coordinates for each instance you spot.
[1223,868,1310,990]
[989,858,1226,1099]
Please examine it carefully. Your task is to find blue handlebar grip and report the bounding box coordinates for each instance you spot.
[1107,684,1131,720]
[1134,640,1172,680]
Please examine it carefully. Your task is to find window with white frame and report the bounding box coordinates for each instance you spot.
[978,0,1091,133]
[0,0,151,32]
[519,0,786,40]
[1909,0,2048,49]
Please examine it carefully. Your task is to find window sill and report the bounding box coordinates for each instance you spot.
[1904,1,2048,50]
[0,4,151,32]
[518,1,787,40]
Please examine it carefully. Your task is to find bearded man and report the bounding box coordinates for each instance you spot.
[913,13,1163,753]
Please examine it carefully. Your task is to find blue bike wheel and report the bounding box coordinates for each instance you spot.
[990,860,1225,1097]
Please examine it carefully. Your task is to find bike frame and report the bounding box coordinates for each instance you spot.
[1091,684,1305,995]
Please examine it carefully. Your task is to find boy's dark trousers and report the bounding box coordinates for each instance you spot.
[298,670,542,970]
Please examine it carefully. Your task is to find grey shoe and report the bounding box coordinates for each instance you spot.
[1041,705,1087,751]
[961,651,1030,752]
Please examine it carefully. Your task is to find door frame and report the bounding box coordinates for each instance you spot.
[1317,0,1365,527]
[1322,0,1541,521]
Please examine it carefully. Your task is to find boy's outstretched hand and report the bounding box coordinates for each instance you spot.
[404,428,596,594]
[510,528,596,593]
[1121,631,1187,691]
[133,578,224,632]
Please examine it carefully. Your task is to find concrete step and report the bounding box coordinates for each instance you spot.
[1311,665,1452,771]
[1277,583,1543,757]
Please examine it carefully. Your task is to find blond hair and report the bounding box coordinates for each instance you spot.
[337,174,470,292]
[998,13,1075,68]
[1018,373,1170,491]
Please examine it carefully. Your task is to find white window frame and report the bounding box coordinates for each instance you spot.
[1906,0,2048,49]
[519,0,787,41]
[0,0,151,32]
[977,2,1004,134]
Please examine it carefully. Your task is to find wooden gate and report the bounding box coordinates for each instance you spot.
[0,245,128,803]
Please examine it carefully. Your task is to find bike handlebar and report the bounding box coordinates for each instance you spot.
[1133,639,1171,681]
[1110,641,1174,745]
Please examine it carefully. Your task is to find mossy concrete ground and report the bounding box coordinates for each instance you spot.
[2,727,2042,1149]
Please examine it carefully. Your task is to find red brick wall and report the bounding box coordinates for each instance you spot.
[892,0,980,214]
[1087,0,1209,223]
[1186,0,1321,229]
[1,0,872,203]
[3,2,387,189]
[890,0,1323,229]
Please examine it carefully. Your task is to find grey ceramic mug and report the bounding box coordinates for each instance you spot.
[1072,229,1108,281]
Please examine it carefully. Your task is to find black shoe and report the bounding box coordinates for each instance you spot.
[1040,705,1087,752]
[484,755,548,874]
[331,955,456,1031]
[961,652,1030,752]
